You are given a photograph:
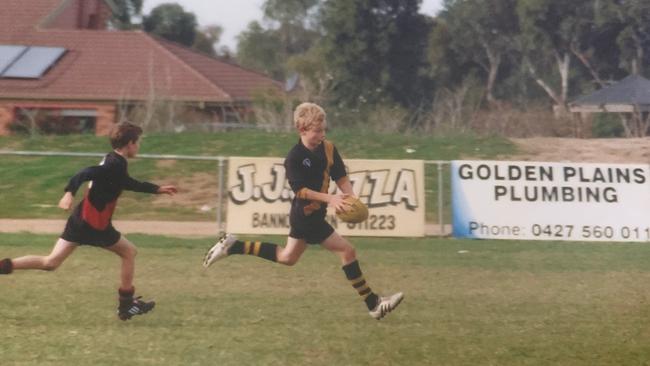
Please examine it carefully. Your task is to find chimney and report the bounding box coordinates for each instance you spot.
[46,0,112,30]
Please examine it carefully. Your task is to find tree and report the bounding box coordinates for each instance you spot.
[320,0,433,109]
[192,25,224,57]
[442,0,519,104]
[598,0,650,76]
[143,4,198,47]
[287,44,333,103]
[237,21,285,79]
[110,0,143,29]
[517,0,593,110]
[236,0,321,80]
[567,1,621,88]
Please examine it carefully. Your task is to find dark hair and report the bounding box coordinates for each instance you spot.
[110,121,143,149]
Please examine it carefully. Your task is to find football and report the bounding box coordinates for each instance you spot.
[336,196,369,223]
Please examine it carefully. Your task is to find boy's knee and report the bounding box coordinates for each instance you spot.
[277,253,300,266]
[339,245,356,263]
[42,258,61,271]
[120,244,137,259]
[279,256,298,266]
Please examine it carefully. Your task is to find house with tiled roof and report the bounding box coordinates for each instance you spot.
[0,0,281,135]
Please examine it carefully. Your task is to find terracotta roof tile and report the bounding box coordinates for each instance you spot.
[0,0,62,36]
[0,0,281,104]
[156,38,282,101]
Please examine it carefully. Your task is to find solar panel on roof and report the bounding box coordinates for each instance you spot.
[0,45,27,75]
[1,46,66,79]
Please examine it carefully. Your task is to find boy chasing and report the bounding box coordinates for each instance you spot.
[0,122,177,321]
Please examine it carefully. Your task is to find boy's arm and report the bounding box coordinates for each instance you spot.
[335,176,354,195]
[63,165,110,195]
[123,176,177,195]
[58,191,74,210]
[59,165,111,210]
[296,187,350,213]
[123,176,160,194]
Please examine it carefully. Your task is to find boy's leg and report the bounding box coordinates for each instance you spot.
[321,232,403,320]
[203,234,307,267]
[102,236,137,290]
[103,236,154,320]
[275,237,307,266]
[1,238,77,273]
[321,232,379,309]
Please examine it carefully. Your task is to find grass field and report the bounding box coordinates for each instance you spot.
[3,233,650,365]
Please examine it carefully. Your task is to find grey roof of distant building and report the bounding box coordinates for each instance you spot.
[572,74,650,106]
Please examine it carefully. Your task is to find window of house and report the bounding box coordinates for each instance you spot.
[12,108,96,134]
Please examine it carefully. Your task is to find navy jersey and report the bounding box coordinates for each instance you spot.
[64,151,159,230]
[284,139,346,218]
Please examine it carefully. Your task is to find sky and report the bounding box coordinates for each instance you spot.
[142,0,444,51]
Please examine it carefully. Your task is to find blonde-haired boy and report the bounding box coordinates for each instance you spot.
[204,102,403,320]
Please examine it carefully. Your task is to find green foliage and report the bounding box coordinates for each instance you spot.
[143,3,198,47]
[441,0,519,103]
[320,0,433,110]
[229,0,650,128]
[591,113,624,138]
[191,25,223,57]
[236,0,321,80]
[4,233,650,365]
[110,0,143,29]
[236,22,286,79]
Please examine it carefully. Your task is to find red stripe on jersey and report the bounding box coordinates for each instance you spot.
[81,191,117,230]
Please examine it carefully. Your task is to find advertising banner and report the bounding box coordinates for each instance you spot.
[227,157,425,237]
[451,160,650,242]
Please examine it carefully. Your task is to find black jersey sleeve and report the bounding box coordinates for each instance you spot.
[330,145,346,181]
[63,165,113,195]
[285,152,306,193]
[123,175,160,194]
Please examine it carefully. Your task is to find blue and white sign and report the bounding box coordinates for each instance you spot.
[451,160,650,242]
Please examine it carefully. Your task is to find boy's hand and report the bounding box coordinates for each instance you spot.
[330,193,352,213]
[157,185,178,195]
[58,192,74,211]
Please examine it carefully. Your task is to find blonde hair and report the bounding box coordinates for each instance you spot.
[293,102,326,130]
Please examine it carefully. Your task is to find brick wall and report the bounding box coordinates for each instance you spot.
[95,105,116,135]
[0,101,116,136]
[0,104,14,135]
[47,0,111,30]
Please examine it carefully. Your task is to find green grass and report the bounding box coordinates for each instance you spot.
[0,131,516,221]
[2,233,650,365]
[0,130,514,160]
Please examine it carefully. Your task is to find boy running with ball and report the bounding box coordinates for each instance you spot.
[204,103,403,320]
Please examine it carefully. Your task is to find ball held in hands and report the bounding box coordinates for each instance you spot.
[336,196,369,223]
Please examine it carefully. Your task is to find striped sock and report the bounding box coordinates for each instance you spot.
[118,287,135,307]
[228,240,278,262]
[342,260,379,310]
[0,258,13,274]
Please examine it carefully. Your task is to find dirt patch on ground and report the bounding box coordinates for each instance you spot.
[505,137,650,163]
[151,171,218,213]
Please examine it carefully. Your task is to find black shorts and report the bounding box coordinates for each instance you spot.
[60,215,121,247]
[289,210,334,244]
